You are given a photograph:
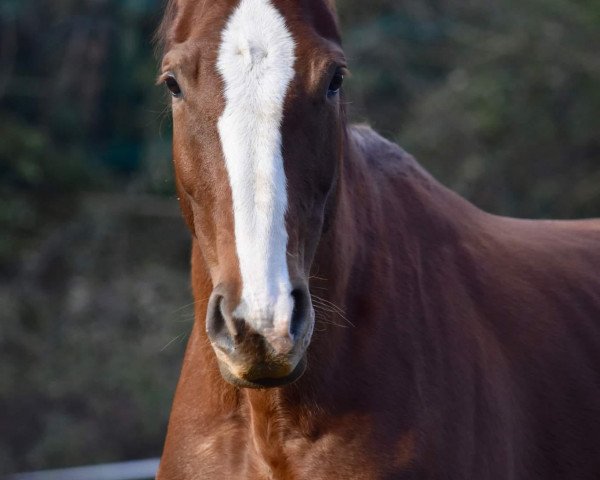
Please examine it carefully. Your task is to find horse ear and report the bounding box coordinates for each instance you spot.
[317,0,341,43]
[325,0,337,15]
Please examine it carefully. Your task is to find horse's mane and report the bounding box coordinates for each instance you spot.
[154,0,178,56]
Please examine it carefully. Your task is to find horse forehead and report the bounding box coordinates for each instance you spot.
[165,0,336,48]
[163,0,337,82]
[215,0,298,140]
[189,0,299,42]
[218,0,296,65]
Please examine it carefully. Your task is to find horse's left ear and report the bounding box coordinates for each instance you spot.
[322,0,341,41]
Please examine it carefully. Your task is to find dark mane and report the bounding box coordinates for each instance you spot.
[153,0,177,57]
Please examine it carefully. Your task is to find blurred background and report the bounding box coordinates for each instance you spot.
[1,0,599,474]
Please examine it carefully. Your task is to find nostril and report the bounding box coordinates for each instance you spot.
[206,295,235,351]
[207,295,226,338]
[291,288,308,338]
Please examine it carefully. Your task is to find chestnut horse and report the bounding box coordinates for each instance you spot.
[155,1,600,478]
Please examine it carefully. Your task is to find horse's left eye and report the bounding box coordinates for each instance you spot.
[165,76,182,97]
[328,69,344,97]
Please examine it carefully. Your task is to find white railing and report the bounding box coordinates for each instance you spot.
[5,458,160,480]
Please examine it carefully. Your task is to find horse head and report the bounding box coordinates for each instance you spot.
[158,0,345,388]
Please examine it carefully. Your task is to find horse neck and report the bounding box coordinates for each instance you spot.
[306,124,485,400]
[316,125,477,313]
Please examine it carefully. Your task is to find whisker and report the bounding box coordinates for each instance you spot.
[160,333,188,352]
[309,285,328,292]
[311,295,355,328]
[313,305,353,328]
[171,301,198,314]
[309,275,328,281]
[311,294,348,316]
[314,312,350,329]
[170,296,211,316]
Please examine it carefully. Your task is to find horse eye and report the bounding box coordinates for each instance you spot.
[327,69,344,97]
[165,76,182,97]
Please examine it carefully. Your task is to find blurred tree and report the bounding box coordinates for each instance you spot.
[340,0,600,218]
[0,0,181,473]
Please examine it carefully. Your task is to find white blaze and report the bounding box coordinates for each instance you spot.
[216,0,296,334]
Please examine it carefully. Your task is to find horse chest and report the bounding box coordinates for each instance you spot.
[202,417,418,480]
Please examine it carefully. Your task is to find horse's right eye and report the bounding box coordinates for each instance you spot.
[327,69,345,97]
[165,76,182,97]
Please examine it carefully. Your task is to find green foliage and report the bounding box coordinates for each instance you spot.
[0,0,181,473]
[340,0,600,218]
[0,201,191,472]
[0,0,169,181]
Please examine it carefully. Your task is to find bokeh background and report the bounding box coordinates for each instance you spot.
[1,0,599,473]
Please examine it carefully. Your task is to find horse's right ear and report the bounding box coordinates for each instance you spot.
[324,0,337,15]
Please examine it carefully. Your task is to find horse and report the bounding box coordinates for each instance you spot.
[155,1,600,478]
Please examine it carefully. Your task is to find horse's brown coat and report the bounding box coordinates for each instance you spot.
[156,1,600,478]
